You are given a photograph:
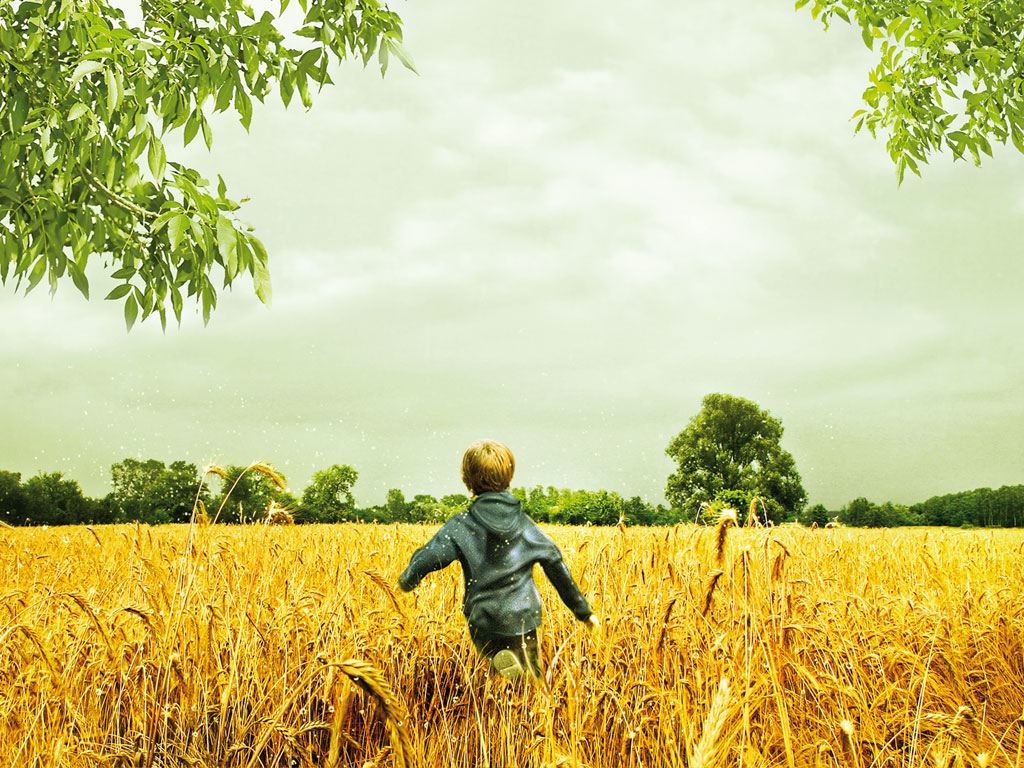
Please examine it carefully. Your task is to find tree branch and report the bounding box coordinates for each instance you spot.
[79,165,157,222]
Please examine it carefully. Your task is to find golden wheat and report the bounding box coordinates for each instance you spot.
[0,523,1021,767]
[688,678,732,768]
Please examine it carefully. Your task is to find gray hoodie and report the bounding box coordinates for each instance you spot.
[397,491,592,636]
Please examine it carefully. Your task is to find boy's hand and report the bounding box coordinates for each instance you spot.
[585,614,600,630]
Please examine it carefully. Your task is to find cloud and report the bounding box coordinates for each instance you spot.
[3,0,1024,509]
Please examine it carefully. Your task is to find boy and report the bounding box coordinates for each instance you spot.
[397,439,598,679]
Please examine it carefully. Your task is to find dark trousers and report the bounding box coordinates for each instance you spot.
[469,624,541,677]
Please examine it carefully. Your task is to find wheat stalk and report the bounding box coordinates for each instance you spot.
[656,595,677,652]
[701,570,724,617]
[364,568,408,620]
[689,678,732,768]
[714,509,736,567]
[339,658,417,768]
[250,462,287,490]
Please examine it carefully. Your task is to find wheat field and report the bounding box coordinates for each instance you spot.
[1,520,1022,768]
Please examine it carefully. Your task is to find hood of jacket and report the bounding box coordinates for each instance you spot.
[468,491,527,535]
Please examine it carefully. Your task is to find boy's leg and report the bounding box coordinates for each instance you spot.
[520,630,541,678]
[491,648,526,679]
[469,624,492,657]
[480,628,524,679]
[494,632,539,680]
[469,625,533,679]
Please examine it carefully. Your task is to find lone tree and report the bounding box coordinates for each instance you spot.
[799,0,1024,182]
[0,0,413,328]
[665,393,807,522]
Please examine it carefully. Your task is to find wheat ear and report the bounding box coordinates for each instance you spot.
[689,678,732,768]
[339,659,417,768]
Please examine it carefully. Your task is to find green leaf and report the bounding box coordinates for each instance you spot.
[1011,128,1024,155]
[297,72,312,109]
[70,59,105,87]
[201,283,215,324]
[47,259,58,296]
[189,217,205,244]
[147,133,166,180]
[967,139,981,166]
[250,235,272,304]
[225,236,240,282]
[385,39,418,75]
[170,284,183,321]
[105,283,132,300]
[151,210,176,233]
[279,69,295,107]
[67,102,89,122]
[215,81,233,112]
[201,114,214,150]
[235,231,254,275]
[104,68,121,117]
[168,214,188,249]
[127,128,148,160]
[68,261,90,299]
[124,294,139,331]
[861,25,874,49]
[183,112,201,146]
[216,215,238,275]
[235,88,253,130]
[10,91,29,132]
[298,47,322,71]
[26,255,47,293]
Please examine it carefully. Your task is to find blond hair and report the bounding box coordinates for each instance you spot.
[461,440,515,495]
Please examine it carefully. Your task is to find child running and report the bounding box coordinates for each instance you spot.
[397,439,598,679]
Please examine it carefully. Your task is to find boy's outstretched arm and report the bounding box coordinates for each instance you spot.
[397,524,459,592]
[539,549,592,622]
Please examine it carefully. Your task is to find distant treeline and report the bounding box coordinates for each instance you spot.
[0,459,1021,528]
[0,460,668,527]
[823,484,1024,528]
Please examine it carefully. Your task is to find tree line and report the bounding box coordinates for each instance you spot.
[819,484,1024,528]
[1,457,1021,529]
[0,459,674,527]
[0,393,1018,529]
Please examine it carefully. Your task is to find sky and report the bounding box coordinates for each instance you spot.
[2,0,1023,509]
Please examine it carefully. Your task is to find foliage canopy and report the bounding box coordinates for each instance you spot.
[800,0,1024,182]
[0,0,413,327]
[665,393,807,521]
[111,457,204,523]
[300,463,358,522]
